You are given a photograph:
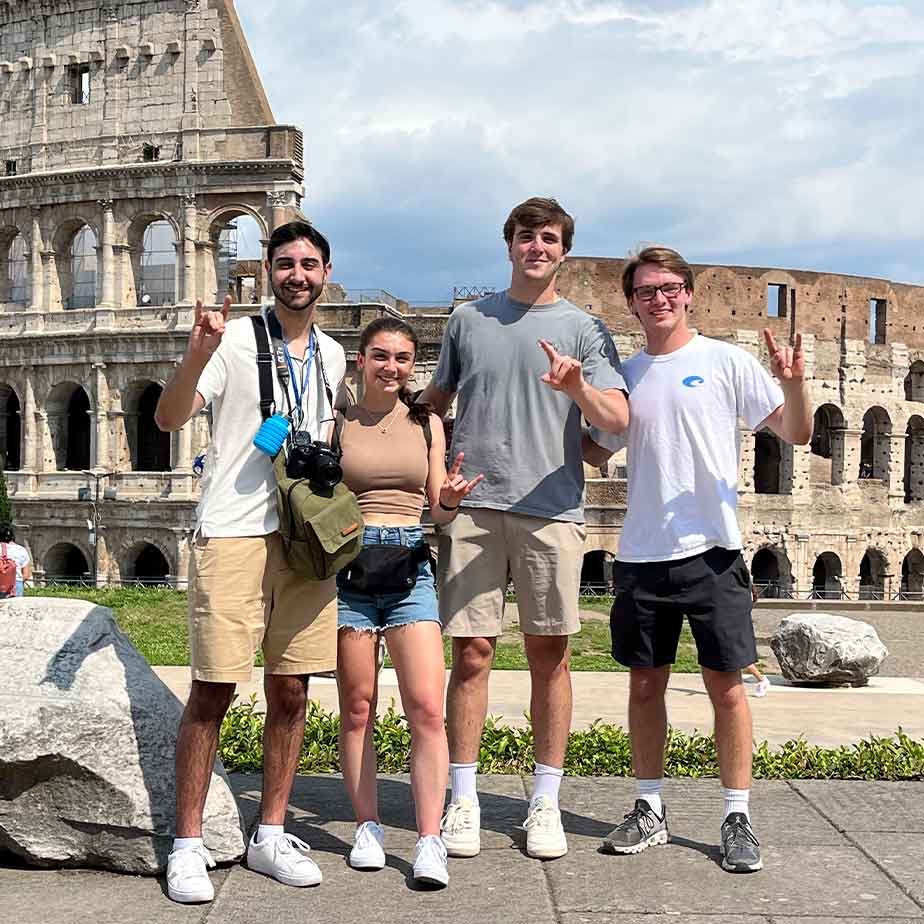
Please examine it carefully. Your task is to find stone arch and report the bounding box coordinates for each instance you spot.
[580,549,613,593]
[754,429,793,495]
[858,547,889,600]
[905,360,924,403]
[859,406,891,482]
[904,415,924,503]
[46,381,92,471]
[204,206,268,305]
[52,218,100,310]
[121,380,170,471]
[126,212,180,307]
[43,542,91,584]
[901,549,924,600]
[812,551,843,599]
[750,546,793,598]
[0,225,28,304]
[121,540,172,586]
[810,403,845,485]
[0,382,22,470]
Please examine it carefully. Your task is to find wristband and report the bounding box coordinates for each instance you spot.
[438,500,460,512]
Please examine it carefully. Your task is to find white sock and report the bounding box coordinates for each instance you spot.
[256,823,284,843]
[450,762,478,806]
[722,787,750,821]
[172,836,203,852]
[531,763,564,808]
[638,778,664,817]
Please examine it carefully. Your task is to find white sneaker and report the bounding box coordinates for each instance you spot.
[523,795,568,859]
[440,796,481,857]
[755,678,771,697]
[166,843,216,904]
[413,834,449,887]
[349,820,386,870]
[246,831,322,886]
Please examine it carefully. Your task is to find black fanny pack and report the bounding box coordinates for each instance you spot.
[341,542,430,594]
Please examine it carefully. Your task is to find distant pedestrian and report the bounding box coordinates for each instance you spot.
[0,527,31,596]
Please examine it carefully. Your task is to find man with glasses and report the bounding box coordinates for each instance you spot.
[587,246,811,872]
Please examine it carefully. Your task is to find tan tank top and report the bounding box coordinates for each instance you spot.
[338,405,429,519]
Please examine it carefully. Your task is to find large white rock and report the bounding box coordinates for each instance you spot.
[770,612,889,686]
[0,597,245,873]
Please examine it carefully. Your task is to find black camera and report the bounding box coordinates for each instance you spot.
[285,431,343,488]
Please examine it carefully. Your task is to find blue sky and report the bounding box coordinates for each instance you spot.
[236,1,924,302]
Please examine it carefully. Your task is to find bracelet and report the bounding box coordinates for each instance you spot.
[438,500,460,512]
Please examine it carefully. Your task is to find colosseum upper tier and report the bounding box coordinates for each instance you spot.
[0,0,922,599]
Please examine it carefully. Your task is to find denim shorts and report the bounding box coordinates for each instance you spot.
[337,526,439,632]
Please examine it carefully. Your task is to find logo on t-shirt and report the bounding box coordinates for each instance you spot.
[682,375,705,388]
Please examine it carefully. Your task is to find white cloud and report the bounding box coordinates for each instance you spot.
[236,1,924,294]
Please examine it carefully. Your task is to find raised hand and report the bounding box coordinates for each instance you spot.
[188,295,231,362]
[440,452,484,509]
[763,328,805,382]
[539,339,584,396]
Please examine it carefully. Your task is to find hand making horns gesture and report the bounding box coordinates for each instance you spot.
[763,328,805,382]
[539,339,584,395]
[188,295,232,362]
[440,452,485,509]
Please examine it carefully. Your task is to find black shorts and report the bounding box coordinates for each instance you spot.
[610,546,757,672]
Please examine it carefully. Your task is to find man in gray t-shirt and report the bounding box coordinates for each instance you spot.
[420,197,628,860]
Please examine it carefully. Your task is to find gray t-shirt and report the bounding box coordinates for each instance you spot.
[432,291,626,522]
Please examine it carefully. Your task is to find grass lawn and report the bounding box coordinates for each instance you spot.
[26,587,700,672]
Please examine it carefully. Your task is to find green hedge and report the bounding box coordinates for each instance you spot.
[219,698,924,780]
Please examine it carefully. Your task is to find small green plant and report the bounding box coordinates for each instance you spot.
[217,700,924,781]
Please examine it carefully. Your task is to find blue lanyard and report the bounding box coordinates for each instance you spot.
[283,329,316,419]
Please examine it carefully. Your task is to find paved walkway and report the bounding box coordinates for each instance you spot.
[3,775,923,923]
[154,666,924,748]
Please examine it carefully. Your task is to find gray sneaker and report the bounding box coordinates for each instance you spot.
[720,812,763,872]
[602,799,669,854]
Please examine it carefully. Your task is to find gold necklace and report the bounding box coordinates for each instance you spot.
[357,403,404,435]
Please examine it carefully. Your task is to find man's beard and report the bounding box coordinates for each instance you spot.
[272,281,321,312]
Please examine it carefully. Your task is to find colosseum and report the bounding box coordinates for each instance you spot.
[1,0,922,601]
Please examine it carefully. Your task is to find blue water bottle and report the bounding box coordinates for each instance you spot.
[253,413,290,455]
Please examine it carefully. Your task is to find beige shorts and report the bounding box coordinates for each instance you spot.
[437,508,586,638]
[187,533,337,683]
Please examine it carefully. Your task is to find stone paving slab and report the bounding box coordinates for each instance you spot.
[788,781,924,832]
[559,916,770,924]
[850,833,924,907]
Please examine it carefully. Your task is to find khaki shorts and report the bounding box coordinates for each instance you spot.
[437,508,586,637]
[187,533,337,683]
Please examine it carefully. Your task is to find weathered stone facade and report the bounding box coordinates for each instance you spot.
[558,258,924,599]
[0,0,303,586]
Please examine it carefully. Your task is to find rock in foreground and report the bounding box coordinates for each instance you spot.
[770,612,888,686]
[0,597,244,873]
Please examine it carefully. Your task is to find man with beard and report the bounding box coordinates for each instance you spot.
[155,220,346,903]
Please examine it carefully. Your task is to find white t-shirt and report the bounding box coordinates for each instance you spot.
[3,541,30,582]
[611,334,784,563]
[195,312,346,537]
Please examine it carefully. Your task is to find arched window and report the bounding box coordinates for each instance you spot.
[8,233,26,304]
[65,388,91,470]
[211,213,265,304]
[751,547,792,598]
[810,404,845,485]
[901,550,924,600]
[905,361,924,403]
[67,226,97,309]
[904,416,924,504]
[127,543,170,586]
[858,549,888,600]
[44,543,90,584]
[812,552,842,599]
[136,383,170,471]
[138,220,177,306]
[0,385,21,470]
[580,550,612,593]
[859,407,891,482]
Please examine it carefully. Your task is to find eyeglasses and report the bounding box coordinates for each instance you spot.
[633,282,688,302]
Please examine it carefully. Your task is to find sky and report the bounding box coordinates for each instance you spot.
[235,0,924,303]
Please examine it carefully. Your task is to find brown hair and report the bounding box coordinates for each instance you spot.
[503,197,574,253]
[358,316,431,426]
[621,246,695,302]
